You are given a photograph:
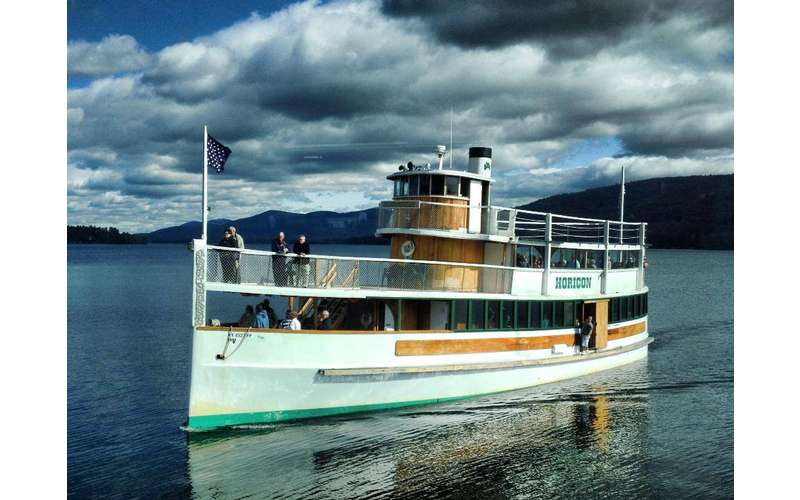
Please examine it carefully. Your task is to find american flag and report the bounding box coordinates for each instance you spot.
[207,134,232,173]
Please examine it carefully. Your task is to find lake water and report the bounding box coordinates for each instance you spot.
[68,245,733,498]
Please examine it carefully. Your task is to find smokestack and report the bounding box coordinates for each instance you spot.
[468,147,492,178]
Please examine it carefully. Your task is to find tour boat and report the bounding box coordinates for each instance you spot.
[186,145,650,431]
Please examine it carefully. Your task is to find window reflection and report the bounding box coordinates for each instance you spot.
[550,248,605,269]
[516,245,545,268]
[609,250,640,269]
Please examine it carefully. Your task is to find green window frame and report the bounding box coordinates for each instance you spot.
[516,301,529,329]
[531,301,542,329]
[555,301,565,327]
[453,300,468,331]
[501,301,514,329]
[542,301,553,328]
[469,299,485,330]
[487,301,500,329]
[565,301,575,327]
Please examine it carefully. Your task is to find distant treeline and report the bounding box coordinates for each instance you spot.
[68,225,148,244]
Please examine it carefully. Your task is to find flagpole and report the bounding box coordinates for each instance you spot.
[619,164,625,245]
[202,125,208,242]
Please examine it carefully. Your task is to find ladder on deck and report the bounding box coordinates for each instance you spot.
[296,264,359,329]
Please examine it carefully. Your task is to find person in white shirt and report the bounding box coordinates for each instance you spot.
[279,310,302,330]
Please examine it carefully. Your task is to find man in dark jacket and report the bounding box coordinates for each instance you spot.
[271,232,289,285]
[218,228,240,283]
[580,316,594,354]
[318,310,332,330]
[291,234,312,287]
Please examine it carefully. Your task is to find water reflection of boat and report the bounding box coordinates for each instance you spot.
[186,360,649,498]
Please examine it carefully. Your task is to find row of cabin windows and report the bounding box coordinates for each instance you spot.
[608,293,648,323]
[515,245,641,270]
[393,174,478,198]
[449,294,647,331]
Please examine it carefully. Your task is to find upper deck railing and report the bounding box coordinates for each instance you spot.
[376,201,514,236]
[376,201,646,246]
[206,245,514,294]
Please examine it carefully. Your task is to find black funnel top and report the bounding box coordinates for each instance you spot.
[469,147,492,158]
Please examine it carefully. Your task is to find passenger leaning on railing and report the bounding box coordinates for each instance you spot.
[291,235,312,287]
[271,231,290,286]
[218,227,242,283]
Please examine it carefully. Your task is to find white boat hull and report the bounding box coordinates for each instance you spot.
[187,320,649,430]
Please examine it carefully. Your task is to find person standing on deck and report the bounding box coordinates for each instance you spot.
[292,234,312,287]
[229,226,245,282]
[218,228,239,283]
[580,316,594,354]
[271,232,290,286]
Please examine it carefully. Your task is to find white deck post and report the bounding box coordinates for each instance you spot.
[602,220,610,294]
[541,213,552,295]
[638,223,647,289]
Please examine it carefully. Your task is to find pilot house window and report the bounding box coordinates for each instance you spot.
[409,175,419,196]
[445,176,459,196]
[419,174,431,196]
[431,175,445,196]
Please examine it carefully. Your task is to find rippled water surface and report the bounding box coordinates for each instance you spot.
[68,245,733,498]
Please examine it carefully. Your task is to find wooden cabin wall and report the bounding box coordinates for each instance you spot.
[390,235,483,263]
[390,235,484,292]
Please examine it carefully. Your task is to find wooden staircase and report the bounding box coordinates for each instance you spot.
[296,263,359,329]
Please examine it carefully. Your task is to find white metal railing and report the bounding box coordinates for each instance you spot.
[206,246,514,294]
[513,208,644,245]
[376,201,645,246]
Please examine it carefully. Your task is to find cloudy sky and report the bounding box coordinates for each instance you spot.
[67,0,733,232]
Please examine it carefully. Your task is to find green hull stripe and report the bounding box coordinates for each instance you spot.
[187,395,471,431]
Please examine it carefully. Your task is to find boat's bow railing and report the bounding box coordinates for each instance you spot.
[203,245,514,294]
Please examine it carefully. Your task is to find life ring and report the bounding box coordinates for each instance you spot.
[401,240,415,258]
